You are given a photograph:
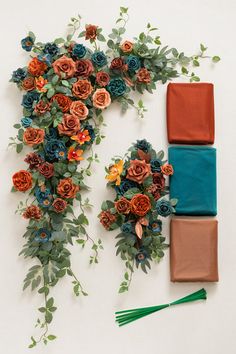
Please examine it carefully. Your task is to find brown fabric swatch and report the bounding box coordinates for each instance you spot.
[167,83,215,144]
[170,217,218,282]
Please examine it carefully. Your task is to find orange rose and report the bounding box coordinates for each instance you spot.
[120,41,133,53]
[22,77,35,91]
[152,173,165,190]
[35,76,48,92]
[96,71,110,87]
[38,162,54,179]
[161,164,174,176]
[130,194,151,216]
[92,88,111,109]
[23,127,45,146]
[85,24,98,40]
[137,68,151,84]
[52,55,76,78]
[99,210,116,230]
[126,159,151,184]
[76,59,94,77]
[12,170,33,192]
[28,57,47,76]
[57,178,79,199]
[22,205,42,220]
[52,198,67,213]
[57,114,81,136]
[70,101,88,120]
[51,94,72,113]
[72,79,93,99]
[34,100,51,115]
[115,197,131,215]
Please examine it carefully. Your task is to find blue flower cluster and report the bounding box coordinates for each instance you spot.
[72,44,87,58]
[107,78,126,97]
[91,51,107,67]
[44,139,67,161]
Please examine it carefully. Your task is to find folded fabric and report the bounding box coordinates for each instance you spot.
[167,83,215,144]
[170,217,218,282]
[169,146,217,216]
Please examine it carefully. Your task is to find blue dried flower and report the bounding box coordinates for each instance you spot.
[135,248,148,264]
[115,179,138,196]
[21,36,34,52]
[44,139,67,161]
[126,55,141,71]
[43,43,59,56]
[72,44,87,58]
[135,139,151,153]
[38,53,52,66]
[21,91,40,109]
[21,117,32,128]
[91,51,107,67]
[150,158,162,173]
[149,220,162,233]
[35,187,53,208]
[121,222,133,234]
[107,78,126,97]
[35,228,51,243]
[11,68,27,83]
[156,199,173,217]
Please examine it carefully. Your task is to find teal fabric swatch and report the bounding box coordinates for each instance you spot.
[169,146,217,216]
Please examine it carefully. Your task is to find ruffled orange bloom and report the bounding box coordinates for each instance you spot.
[161,164,174,176]
[35,76,48,92]
[106,160,123,186]
[57,178,79,199]
[23,127,45,146]
[71,130,91,145]
[67,146,84,162]
[28,57,47,76]
[12,170,33,192]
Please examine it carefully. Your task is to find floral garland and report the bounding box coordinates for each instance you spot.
[9,7,219,348]
[99,140,177,292]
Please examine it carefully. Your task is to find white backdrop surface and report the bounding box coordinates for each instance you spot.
[1,0,236,353]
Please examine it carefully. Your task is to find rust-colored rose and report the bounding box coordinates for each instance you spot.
[99,210,116,230]
[24,152,43,169]
[22,77,35,91]
[52,198,67,213]
[126,159,151,184]
[12,170,33,192]
[92,88,111,110]
[152,173,165,190]
[147,184,161,201]
[115,197,131,215]
[72,79,93,99]
[28,57,47,76]
[110,57,124,70]
[57,178,79,199]
[23,127,45,146]
[34,100,51,115]
[70,101,88,120]
[51,94,72,113]
[52,55,76,78]
[38,162,54,178]
[23,205,42,220]
[161,164,174,176]
[120,41,133,53]
[96,71,110,87]
[130,194,151,216]
[76,59,94,77]
[58,114,81,136]
[137,68,151,84]
[85,24,98,40]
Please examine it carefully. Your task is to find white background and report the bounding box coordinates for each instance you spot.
[0,0,236,353]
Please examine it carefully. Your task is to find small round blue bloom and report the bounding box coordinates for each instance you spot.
[135,248,148,264]
[21,36,34,52]
[121,222,133,234]
[38,53,52,66]
[107,78,126,97]
[11,68,27,83]
[44,139,67,161]
[45,128,58,140]
[126,55,141,72]
[43,42,59,56]
[91,51,107,67]
[135,139,151,153]
[21,91,40,110]
[150,158,162,173]
[149,220,162,233]
[72,44,87,58]
[115,179,139,196]
[35,228,51,243]
[35,187,53,208]
[21,117,32,128]
[156,199,173,217]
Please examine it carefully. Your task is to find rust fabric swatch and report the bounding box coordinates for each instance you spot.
[170,217,218,282]
[167,83,215,144]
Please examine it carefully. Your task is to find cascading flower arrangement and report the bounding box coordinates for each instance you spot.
[9,6,219,348]
[99,140,177,292]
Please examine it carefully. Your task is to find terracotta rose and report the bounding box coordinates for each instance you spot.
[57,178,79,199]
[52,198,67,213]
[51,94,72,113]
[72,79,93,99]
[126,159,151,184]
[161,164,174,176]
[137,68,151,84]
[85,24,98,40]
[12,170,33,192]
[115,197,131,215]
[34,100,51,115]
[70,101,88,120]
[92,88,111,109]
[120,41,133,53]
[52,55,76,78]
[23,127,45,146]
[38,162,54,178]
[58,114,81,136]
[28,57,47,76]
[99,210,116,230]
[76,59,94,77]
[130,194,151,216]
[96,71,110,87]
[23,205,42,220]
[22,77,35,91]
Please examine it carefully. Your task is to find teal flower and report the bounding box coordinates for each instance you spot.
[149,220,162,233]
[135,139,151,153]
[21,36,34,52]
[121,222,133,234]
[35,228,51,243]
[107,78,126,97]
[72,44,87,58]
[44,139,67,161]
[43,43,59,56]
[156,199,173,217]
[21,117,32,128]
[11,68,27,83]
[126,55,141,71]
[35,187,53,208]
[91,51,107,67]
[135,248,148,264]
[21,91,40,110]
[150,158,162,173]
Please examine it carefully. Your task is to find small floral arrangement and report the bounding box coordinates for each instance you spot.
[99,140,177,292]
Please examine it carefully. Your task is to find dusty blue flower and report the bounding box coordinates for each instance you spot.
[11,68,27,83]
[21,117,32,128]
[150,158,162,173]
[156,199,173,217]
[72,44,87,58]
[149,220,162,233]
[115,179,139,196]
[43,42,59,56]
[35,228,51,243]
[121,222,133,234]
[44,139,67,161]
[135,139,151,153]
[38,53,52,66]
[126,55,141,71]
[21,36,34,52]
[107,78,126,97]
[135,248,148,264]
[21,91,40,109]
[45,128,58,140]
[35,187,53,208]
[91,51,107,67]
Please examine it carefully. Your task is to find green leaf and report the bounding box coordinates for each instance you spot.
[123,188,140,199]
[47,88,55,99]
[97,34,106,42]
[48,335,57,341]
[46,297,54,308]
[38,307,46,313]
[212,56,220,63]
[13,123,21,129]
[16,143,23,153]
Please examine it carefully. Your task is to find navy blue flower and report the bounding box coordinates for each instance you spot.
[21,91,40,110]
[149,220,162,233]
[150,158,162,173]
[121,222,133,234]
[91,51,107,67]
[135,248,148,264]
[115,179,138,196]
[135,139,151,153]
[45,128,58,140]
[107,78,126,97]
[156,199,173,217]
[21,117,32,128]
[38,53,52,66]
[35,228,51,243]
[35,187,53,208]
[126,55,141,72]
[83,124,95,144]
[21,36,34,52]
[44,139,67,161]
[72,44,87,58]
[43,42,59,56]
[11,68,27,83]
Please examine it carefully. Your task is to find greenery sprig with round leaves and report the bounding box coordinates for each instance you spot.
[99,140,177,293]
